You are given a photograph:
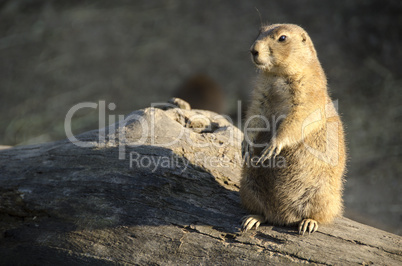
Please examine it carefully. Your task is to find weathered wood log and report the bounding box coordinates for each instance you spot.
[0,105,401,265]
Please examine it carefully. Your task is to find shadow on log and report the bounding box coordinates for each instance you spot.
[0,102,401,265]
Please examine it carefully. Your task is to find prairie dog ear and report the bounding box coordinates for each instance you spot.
[301,31,317,57]
[301,32,307,42]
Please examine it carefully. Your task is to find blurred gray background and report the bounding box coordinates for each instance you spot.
[0,0,401,235]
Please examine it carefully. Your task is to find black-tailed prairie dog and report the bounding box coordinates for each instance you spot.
[240,24,346,234]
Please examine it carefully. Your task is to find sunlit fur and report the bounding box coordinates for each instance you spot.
[241,24,346,230]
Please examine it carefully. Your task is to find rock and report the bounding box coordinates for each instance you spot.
[0,102,401,265]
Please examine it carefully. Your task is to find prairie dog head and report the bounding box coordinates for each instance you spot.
[250,24,318,75]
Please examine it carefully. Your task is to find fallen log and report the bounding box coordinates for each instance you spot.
[0,104,401,265]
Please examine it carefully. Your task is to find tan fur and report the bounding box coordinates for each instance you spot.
[240,24,346,233]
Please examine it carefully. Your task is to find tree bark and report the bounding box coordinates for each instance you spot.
[0,106,401,265]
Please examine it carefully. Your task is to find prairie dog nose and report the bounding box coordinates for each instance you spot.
[250,49,259,57]
[250,41,262,58]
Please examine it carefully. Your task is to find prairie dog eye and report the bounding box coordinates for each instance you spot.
[278,35,287,42]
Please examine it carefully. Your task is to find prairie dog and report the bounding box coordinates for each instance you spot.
[175,74,224,113]
[240,24,346,235]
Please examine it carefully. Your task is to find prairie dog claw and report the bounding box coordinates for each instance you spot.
[257,142,283,165]
[298,219,318,235]
[241,215,265,231]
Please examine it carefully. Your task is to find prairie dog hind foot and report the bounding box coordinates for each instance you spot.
[241,215,266,231]
[298,219,318,235]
